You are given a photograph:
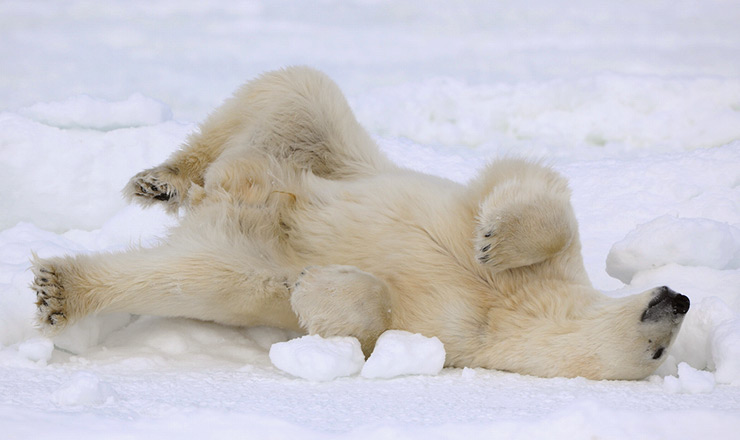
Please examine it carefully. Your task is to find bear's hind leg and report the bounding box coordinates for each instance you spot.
[31,245,300,335]
[290,265,391,356]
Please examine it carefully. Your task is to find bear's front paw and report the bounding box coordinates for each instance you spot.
[475,224,510,272]
[475,198,576,272]
[123,166,181,213]
[31,259,69,333]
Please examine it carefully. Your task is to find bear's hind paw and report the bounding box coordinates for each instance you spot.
[31,259,69,333]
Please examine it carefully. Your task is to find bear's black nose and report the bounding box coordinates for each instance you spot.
[641,286,690,322]
[672,293,690,315]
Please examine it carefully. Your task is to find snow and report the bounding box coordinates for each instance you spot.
[606,215,740,284]
[356,75,740,156]
[16,337,54,365]
[1,0,739,438]
[269,331,445,381]
[712,318,740,385]
[269,335,365,381]
[361,331,446,379]
[18,94,173,131]
[663,362,716,394]
[51,371,117,406]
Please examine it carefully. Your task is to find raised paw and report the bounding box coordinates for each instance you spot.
[127,170,176,202]
[474,200,576,272]
[133,174,173,201]
[475,226,498,265]
[123,166,182,213]
[31,260,69,333]
[474,223,514,272]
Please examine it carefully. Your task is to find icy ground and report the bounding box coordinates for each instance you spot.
[1,0,740,438]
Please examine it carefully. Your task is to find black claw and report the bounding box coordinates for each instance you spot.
[481,244,491,253]
[39,267,54,275]
[484,231,492,238]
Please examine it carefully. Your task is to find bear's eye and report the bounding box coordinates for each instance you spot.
[652,347,664,359]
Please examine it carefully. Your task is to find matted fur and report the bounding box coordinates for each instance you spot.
[31,67,688,379]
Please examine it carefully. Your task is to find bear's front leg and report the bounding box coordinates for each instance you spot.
[290,265,391,356]
[475,182,578,272]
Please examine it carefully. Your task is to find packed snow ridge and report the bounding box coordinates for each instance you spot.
[19,94,172,131]
[607,215,740,284]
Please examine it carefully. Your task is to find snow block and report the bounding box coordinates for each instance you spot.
[361,330,445,379]
[269,335,365,381]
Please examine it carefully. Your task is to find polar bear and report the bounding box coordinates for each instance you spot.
[31,66,689,379]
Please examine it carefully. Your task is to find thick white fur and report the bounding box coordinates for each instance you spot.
[31,67,685,379]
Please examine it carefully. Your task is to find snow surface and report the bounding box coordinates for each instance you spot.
[1,0,740,438]
[51,371,117,407]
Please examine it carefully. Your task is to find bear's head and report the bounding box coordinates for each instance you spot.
[580,285,690,379]
[477,284,689,380]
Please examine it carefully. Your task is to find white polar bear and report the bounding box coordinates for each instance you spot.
[31,67,689,379]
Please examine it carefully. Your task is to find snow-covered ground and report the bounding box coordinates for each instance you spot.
[1,0,739,438]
